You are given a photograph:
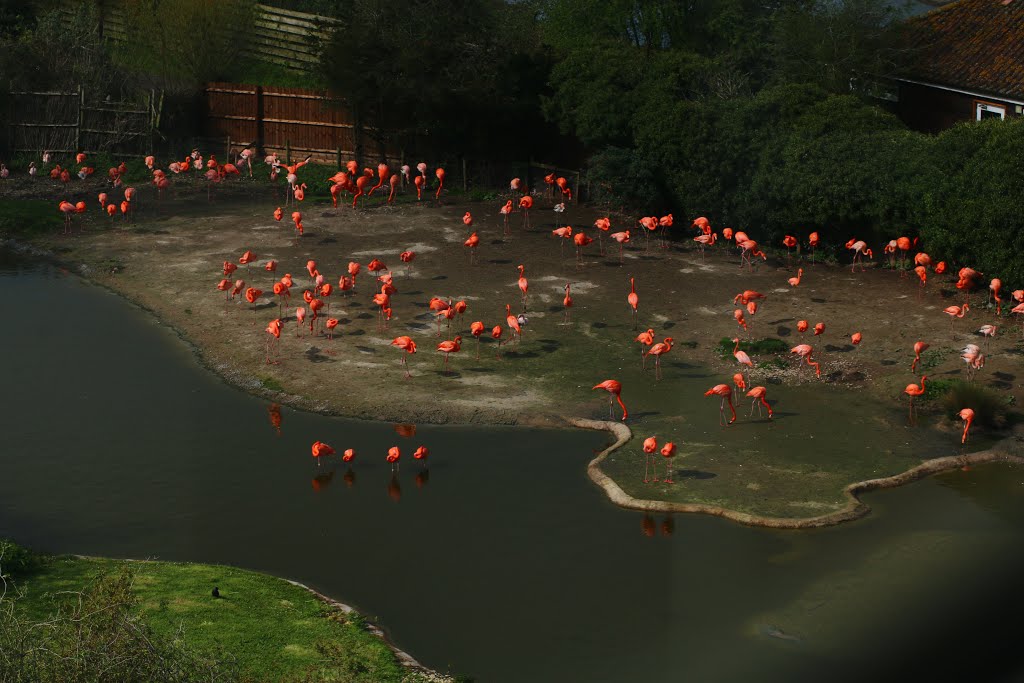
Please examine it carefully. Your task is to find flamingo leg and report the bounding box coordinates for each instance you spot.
[644,455,650,484]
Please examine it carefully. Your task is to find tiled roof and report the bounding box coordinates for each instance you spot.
[900,0,1024,99]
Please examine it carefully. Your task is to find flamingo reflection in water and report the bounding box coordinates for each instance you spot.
[387,475,401,502]
[415,469,430,489]
[312,470,334,491]
[394,423,416,438]
[267,403,282,435]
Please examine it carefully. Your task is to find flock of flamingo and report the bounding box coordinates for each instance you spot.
[7,146,1020,485]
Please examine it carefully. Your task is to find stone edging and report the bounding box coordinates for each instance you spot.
[569,417,1024,529]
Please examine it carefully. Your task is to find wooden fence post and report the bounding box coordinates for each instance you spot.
[75,85,84,152]
[286,140,291,165]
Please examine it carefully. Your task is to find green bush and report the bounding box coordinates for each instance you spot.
[0,539,44,582]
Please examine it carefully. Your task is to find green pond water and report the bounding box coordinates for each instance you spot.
[1,251,1021,682]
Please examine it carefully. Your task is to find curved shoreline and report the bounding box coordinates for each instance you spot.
[571,417,1024,529]
[7,238,1023,529]
[70,554,450,680]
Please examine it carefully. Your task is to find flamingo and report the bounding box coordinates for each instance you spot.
[990,278,1003,315]
[414,175,424,200]
[693,231,716,260]
[732,338,754,384]
[846,239,874,272]
[470,321,485,358]
[573,231,593,266]
[738,239,766,271]
[704,384,736,425]
[610,230,630,263]
[643,436,658,483]
[563,283,573,323]
[413,446,429,467]
[627,277,639,329]
[437,336,462,375]
[790,344,821,377]
[787,268,803,287]
[732,290,765,305]
[593,380,628,421]
[312,441,335,465]
[519,195,533,229]
[464,232,480,265]
[660,442,676,483]
[400,250,415,275]
[910,341,929,372]
[851,332,862,345]
[635,328,655,369]
[505,304,521,344]
[391,336,417,378]
[782,234,798,262]
[745,387,773,419]
[517,265,529,311]
[904,375,927,419]
[943,303,969,326]
[733,308,748,333]
[491,325,504,358]
[807,232,820,263]
[645,337,673,380]
[387,446,401,473]
[500,200,513,236]
[959,408,975,445]
[265,319,282,363]
[552,225,573,259]
[813,322,825,337]
[593,217,610,255]
[435,167,445,200]
[797,320,809,335]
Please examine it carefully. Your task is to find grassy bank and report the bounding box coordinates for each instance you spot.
[2,541,444,682]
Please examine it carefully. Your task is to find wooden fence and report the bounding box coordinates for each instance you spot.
[204,82,400,164]
[7,87,162,157]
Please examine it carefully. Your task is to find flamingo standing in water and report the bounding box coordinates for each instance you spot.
[593,380,628,421]
[519,195,533,229]
[563,283,573,323]
[643,436,658,483]
[745,387,773,419]
[732,338,754,385]
[704,384,736,425]
[959,408,975,445]
[387,446,401,473]
[645,337,673,381]
[312,441,335,462]
[787,268,803,287]
[904,375,927,419]
[391,336,417,378]
[627,277,639,329]
[594,217,610,255]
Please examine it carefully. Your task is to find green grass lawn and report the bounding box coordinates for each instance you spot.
[12,553,429,682]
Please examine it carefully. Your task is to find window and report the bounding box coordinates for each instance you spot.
[975,100,1006,120]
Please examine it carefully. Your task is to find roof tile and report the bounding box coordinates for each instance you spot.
[902,0,1024,98]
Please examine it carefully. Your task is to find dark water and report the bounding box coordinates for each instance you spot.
[1,252,1022,683]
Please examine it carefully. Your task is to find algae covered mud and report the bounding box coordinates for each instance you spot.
[2,251,1023,682]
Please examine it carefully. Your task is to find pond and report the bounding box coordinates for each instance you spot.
[1,250,1021,682]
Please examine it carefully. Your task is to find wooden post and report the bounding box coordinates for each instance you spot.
[286,140,291,164]
[462,157,467,193]
[75,85,84,152]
